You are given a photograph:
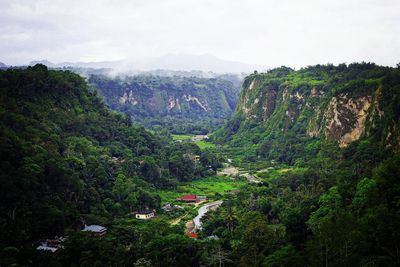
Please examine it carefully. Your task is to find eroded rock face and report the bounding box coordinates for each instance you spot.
[307,108,322,138]
[182,94,209,112]
[119,90,138,105]
[90,74,241,122]
[230,65,400,151]
[167,98,181,112]
[261,88,278,121]
[238,77,261,115]
[248,78,260,91]
[324,94,371,147]
[237,77,278,121]
[236,76,379,147]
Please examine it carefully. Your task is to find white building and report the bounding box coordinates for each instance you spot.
[82,225,107,236]
[135,211,155,220]
[36,236,65,252]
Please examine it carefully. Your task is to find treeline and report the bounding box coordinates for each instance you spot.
[135,116,227,135]
[0,65,221,264]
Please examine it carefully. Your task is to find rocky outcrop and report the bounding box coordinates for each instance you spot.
[324,94,371,147]
[167,97,181,112]
[236,77,278,121]
[182,94,208,111]
[90,74,241,121]
[119,90,138,105]
[231,64,400,149]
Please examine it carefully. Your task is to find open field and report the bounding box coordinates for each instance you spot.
[171,134,193,141]
[171,134,216,149]
[157,176,245,203]
[195,140,216,149]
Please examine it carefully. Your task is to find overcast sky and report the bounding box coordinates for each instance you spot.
[1,0,399,68]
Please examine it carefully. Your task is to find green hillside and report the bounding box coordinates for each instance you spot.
[206,63,400,266]
[1,63,400,266]
[214,63,400,163]
[0,65,223,265]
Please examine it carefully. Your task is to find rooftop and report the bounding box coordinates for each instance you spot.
[136,210,154,215]
[37,245,58,252]
[82,225,107,233]
[181,195,197,200]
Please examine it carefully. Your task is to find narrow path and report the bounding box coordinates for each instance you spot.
[183,158,261,235]
[193,200,223,230]
[170,212,188,225]
[217,161,261,183]
[217,165,239,176]
[239,172,261,183]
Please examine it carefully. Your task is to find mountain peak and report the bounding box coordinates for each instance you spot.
[0,62,8,68]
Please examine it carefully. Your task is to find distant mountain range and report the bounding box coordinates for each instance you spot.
[0,62,7,69]
[29,54,267,74]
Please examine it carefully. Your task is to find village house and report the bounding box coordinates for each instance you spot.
[227,189,240,195]
[135,210,155,219]
[192,135,209,142]
[176,194,197,202]
[36,236,65,252]
[82,224,107,236]
[176,195,207,203]
[206,235,220,240]
[197,195,207,201]
[161,203,173,212]
[187,232,198,238]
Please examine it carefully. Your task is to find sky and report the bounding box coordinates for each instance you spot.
[1,0,399,68]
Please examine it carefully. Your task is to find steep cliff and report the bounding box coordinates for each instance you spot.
[215,63,400,162]
[89,74,242,132]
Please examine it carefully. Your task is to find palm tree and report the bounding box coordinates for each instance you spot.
[221,202,237,235]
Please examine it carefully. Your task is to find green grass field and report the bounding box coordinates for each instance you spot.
[171,134,216,150]
[256,166,308,181]
[157,176,245,203]
[195,140,215,149]
[171,134,193,141]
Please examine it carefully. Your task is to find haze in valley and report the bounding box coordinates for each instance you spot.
[1,0,399,71]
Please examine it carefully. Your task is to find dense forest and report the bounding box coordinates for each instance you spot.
[89,74,242,134]
[208,63,400,266]
[1,63,400,266]
[0,65,222,266]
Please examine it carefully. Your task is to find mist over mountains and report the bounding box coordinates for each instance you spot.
[1,0,400,265]
[29,53,267,74]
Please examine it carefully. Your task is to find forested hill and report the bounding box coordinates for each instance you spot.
[89,74,242,133]
[214,63,400,162]
[206,63,400,266]
[0,65,219,259]
[3,63,400,266]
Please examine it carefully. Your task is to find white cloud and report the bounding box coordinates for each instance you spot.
[0,0,399,68]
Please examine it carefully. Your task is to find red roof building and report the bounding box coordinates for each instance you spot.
[187,232,198,238]
[176,195,198,202]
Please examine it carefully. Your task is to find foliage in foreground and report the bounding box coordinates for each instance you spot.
[0,65,223,265]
